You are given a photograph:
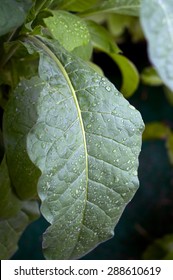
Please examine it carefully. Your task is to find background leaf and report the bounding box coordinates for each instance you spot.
[142,122,170,141]
[0,200,40,259]
[0,0,32,36]
[142,234,173,260]
[110,53,139,98]
[86,20,121,54]
[54,0,99,12]
[140,0,173,92]
[3,78,41,199]
[87,21,139,97]
[0,156,21,219]
[23,36,144,259]
[44,11,90,51]
[141,67,163,86]
[166,133,173,165]
[80,0,141,17]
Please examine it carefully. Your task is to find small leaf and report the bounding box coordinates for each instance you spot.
[140,0,173,92]
[81,0,141,17]
[0,0,32,36]
[0,200,40,259]
[44,11,90,51]
[110,53,139,98]
[0,156,21,219]
[23,36,144,259]
[141,67,163,86]
[3,78,41,199]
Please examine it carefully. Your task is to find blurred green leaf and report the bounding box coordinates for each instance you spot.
[3,78,41,200]
[86,20,139,97]
[164,87,173,106]
[141,67,163,86]
[86,20,121,54]
[0,200,40,259]
[143,122,170,141]
[0,156,21,219]
[166,133,173,165]
[143,234,173,260]
[111,53,139,98]
[107,14,136,38]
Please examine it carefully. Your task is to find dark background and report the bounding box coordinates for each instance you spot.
[12,41,173,260]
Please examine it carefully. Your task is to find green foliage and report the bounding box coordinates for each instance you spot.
[0,0,173,260]
[0,0,32,36]
[0,200,40,259]
[143,234,173,260]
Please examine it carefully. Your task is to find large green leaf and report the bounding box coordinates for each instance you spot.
[0,156,21,219]
[0,200,40,259]
[44,11,90,52]
[80,0,141,17]
[3,79,41,199]
[140,0,173,92]
[19,36,143,259]
[0,0,32,36]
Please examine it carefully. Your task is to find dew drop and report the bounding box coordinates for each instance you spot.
[106,86,111,91]
[86,124,91,129]
[129,104,135,110]
[41,143,46,149]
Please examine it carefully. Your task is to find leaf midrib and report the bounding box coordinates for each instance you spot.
[26,35,89,234]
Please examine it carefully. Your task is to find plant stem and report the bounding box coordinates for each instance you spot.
[0,44,20,68]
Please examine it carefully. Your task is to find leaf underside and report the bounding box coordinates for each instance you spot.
[140,0,173,91]
[4,36,144,259]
